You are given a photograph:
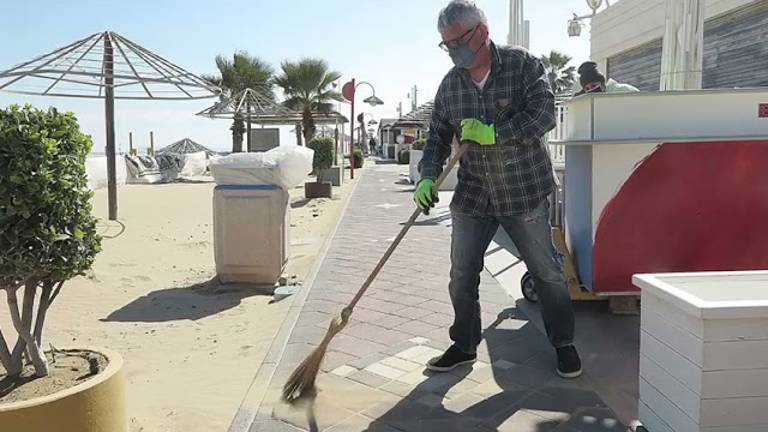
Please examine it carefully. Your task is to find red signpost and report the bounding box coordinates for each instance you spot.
[342,79,356,179]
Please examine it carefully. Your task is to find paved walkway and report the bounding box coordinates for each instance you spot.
[247,161,626,432]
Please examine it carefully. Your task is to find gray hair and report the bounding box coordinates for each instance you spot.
[438,0,488,32]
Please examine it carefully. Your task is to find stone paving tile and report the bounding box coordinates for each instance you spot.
[379,356,422,373]
[494,410,565,432]
[347,352,390,370]
[379,380,420,398]
[393,319,441,336]
[369,313,411,329]
[289,325,330,345]
[325,415,401,432]
[347,369,392,388]
[365,363,407,380]
[365,329,413,347]
[332,335,389,359]
[554,407,625,431]
[343,322,389,340]
[331,365,358,378]
[321,351,360,373]
[272,398,356,432]
[390,306,433,320]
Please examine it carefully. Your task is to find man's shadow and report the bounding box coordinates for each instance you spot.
[364,308,622,431]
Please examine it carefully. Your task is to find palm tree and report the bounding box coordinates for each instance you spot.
[274,58,343,146]
[541,50,576,94]
[202,52,274,152]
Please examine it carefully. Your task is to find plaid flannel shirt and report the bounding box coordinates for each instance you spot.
[420,42,557,216]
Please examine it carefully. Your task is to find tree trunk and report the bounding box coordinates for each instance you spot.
[0,325,12,373]
[295,123,303,147]
[302,108,316,146]
[7,283,48,377]
[33,281,54,347]
[231,117,245,153]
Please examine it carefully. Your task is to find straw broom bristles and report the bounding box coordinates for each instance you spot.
[282,307,351,404]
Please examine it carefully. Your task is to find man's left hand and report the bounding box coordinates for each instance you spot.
[460,119,496,146]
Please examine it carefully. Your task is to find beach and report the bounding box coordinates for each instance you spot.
[1,175,355,432]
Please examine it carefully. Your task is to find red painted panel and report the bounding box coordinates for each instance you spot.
[592,141,768,294]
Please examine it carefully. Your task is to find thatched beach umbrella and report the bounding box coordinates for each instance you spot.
[0,31,220,220]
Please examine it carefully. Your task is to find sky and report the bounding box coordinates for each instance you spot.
[0,0,592,153]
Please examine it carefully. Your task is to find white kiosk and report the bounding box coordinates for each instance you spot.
[559,88,768,296]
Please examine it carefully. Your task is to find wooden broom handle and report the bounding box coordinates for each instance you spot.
[342,143,471,318]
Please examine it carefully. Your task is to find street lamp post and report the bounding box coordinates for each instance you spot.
[342,79,383,179]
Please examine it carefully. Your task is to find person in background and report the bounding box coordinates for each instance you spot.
[576,61,639,95]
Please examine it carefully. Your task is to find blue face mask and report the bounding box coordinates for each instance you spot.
[444,25,483,69]
[448,44,477,69]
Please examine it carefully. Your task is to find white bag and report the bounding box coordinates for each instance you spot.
[209,146,314,189]
[180,151,208,177]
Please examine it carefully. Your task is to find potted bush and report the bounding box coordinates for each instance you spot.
[410,139,426,184]
[305,137,334,198]
[398,149,410,165]
[310,137,342,186]
[353,148,364,169]
[0,105,126,432]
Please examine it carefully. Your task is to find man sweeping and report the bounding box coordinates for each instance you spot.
[414,0,581,378]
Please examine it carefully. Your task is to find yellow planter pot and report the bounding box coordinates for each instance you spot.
[0,347,126,432]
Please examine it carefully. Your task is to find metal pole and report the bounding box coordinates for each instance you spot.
[104,32,118,221]
[246,101,252,152]
[349,78,356,179]
[128,132,133,155]
[149,131,155,156]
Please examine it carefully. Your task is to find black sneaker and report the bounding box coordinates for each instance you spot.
[556,345,582,378]
[426,345,477,372]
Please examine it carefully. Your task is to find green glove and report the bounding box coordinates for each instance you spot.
[413,179,438,215]
[460,119,496,145]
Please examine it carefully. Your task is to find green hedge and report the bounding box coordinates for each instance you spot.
[353,149,364,168]
[398,149,410,164]
[412,139,427,151]
[307,137,335,172]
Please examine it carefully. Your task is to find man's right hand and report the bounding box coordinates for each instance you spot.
[413,179,438,215]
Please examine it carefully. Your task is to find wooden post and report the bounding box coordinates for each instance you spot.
[128,132,134,156]
[104,32,118,221]
[149,131,155,156]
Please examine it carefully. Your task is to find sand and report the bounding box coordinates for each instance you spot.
[0,174,356,432]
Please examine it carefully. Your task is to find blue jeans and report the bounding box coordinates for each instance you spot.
[449,199,575,353]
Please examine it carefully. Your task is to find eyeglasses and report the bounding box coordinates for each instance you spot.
[438,25,479,51]
[584,82,604,93]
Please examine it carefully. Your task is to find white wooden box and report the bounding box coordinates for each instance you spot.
[633,271,768,432]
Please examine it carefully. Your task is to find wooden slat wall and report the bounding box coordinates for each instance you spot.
[606,0,768,90]
[703,0,768,88]
[606,39,663,91]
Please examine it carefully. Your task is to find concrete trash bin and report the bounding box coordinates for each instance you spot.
[213,185,289,284]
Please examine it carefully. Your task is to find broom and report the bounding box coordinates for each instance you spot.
[282,142,471,404]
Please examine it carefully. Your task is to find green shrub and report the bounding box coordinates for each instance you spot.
[0,104,102,377]
[307,137,334,173]
[398,149,410,164]
[412,139,427,151]
[353,149,364,168]
[386,145,396,159]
